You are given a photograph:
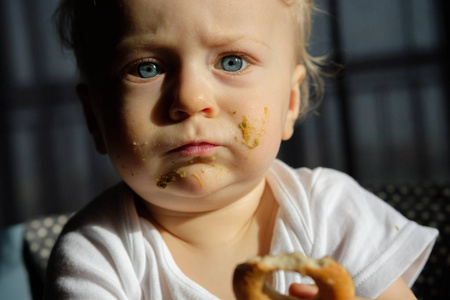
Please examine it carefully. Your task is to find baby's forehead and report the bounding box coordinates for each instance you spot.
[113,0,296,38]
[83,0,295,30]
[77,0,300,80]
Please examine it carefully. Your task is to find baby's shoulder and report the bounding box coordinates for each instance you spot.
[275,162,361,194]
[295,166,359,188]
[302,167,367,204]
[61,182,133,236]
[271,161,368,213]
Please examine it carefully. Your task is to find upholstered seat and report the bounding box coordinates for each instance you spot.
[23,213,72,299]
[366,183,449,300]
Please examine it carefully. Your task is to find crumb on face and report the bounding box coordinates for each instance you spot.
[237,107,268,149]
[156,170,186,189]
[238,116,259,149]
[155,156,217,189]
[191,173,204,188]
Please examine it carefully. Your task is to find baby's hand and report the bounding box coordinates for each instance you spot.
[289,283,367,300]
[288,283,318,298]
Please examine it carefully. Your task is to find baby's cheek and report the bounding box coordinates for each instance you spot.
[234,107,269,150]
[107,140,149,177]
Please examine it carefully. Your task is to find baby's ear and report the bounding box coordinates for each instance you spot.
[282,65,305,140]
[76,84,107,154]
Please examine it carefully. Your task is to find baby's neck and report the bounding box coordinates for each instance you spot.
[141,179,279,300]
[146,179,276,250]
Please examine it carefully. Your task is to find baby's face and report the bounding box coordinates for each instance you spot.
[86,0,304,212]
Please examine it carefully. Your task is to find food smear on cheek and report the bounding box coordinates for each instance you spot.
[237,107,268,149]
[238,116,259,149]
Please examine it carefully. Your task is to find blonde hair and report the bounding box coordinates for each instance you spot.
[281,0,325,119]
[54,0,324,118]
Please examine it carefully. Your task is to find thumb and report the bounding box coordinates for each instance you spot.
[289,283,319,298]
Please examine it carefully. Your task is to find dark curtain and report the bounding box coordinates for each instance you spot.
[1,0,449,229]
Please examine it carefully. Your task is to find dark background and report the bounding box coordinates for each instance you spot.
[1,0,449,229]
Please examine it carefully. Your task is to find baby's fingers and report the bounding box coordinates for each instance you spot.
[288,283,319,298]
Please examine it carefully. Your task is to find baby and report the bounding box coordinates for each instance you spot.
[45,0,438,299]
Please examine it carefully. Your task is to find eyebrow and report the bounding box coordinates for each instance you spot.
[117,32,271,53]
[113,36,160,63]
[204,34,272,50]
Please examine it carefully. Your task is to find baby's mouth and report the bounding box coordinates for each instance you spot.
[169,142,218,157]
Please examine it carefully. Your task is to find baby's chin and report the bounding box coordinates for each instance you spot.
[139,172,262,212]
[154,166,232,199]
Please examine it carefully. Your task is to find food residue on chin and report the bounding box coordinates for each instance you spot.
[191,173,204,188]
[156,157,216,189]
[156,170,186,189]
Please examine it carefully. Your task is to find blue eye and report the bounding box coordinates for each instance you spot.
[220,55,246,72]
[137,62,161,78]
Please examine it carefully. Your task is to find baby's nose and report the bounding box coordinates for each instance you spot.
[169,66,218,121]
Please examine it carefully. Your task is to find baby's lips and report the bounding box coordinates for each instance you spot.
[169,142,219,157]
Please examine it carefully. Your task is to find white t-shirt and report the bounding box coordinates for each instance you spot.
[44,160,438,299]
